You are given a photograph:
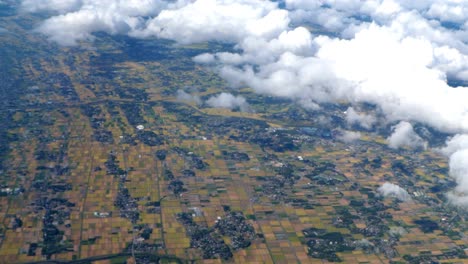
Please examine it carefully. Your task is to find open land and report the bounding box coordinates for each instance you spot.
[0,6,466,264]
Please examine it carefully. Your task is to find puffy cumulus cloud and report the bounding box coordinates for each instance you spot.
[23,0,169,45]
[387,121,427,150]
[25,0,289,46]
[176,90,201,105]
[337,130,361,143]
[378,182,411,202]
[447,192,468,207]
[218,51,346,103]
[286,0,468,35]
[433,46,468,83]
[193,53,216,64]
[22,0,166,16]
[448,149,468,194]
[215,24,468,133]
[134,0,289,44]
[211,27,314,66]
[285,0,468,81]
[440,135,468,207]
[315,25,468,133]
[285,0,380,34]
[206,93,250,112]
[20,0,82,13]
[344,107,376,130]
[439,134,468,156]
[426,1,468,24]
[284,0,321,10]
[207,22,468,134]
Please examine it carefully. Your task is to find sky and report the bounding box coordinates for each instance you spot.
[20,0,468,207]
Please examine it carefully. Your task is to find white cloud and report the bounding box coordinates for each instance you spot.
[132,0,288,44]
[378,182,411,201]
[387,121,427,150]
[447,192,468,207]
[193,53,216,64]
[20,0,82,13]
[228,26,314,65]
[439,134,468,156]
[176,90,201,105]
[208,23,468,135]
[344,107,376,130]
[284,0,321,10]
[438,134,468,206]
[315,24,468,133]
[448,149,468,194]
[24,0,168,45]
[441,137,468,207]
[206,93,250,112]
[426,2,468,24]
[337,130,361,143]
[218,51,344,102]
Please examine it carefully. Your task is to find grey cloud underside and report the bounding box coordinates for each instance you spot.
[22,0,468,207]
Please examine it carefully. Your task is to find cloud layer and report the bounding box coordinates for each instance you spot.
[22,0,468,206]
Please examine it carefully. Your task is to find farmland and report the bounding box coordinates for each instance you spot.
[0,7,466,264]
